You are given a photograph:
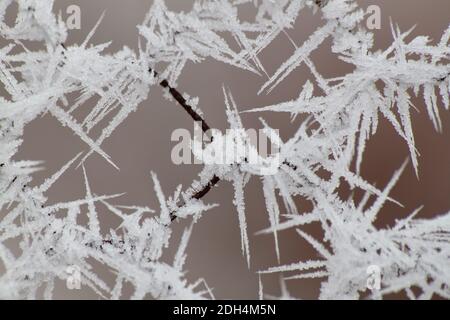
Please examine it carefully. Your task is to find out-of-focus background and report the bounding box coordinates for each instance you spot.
[3,0,450,299]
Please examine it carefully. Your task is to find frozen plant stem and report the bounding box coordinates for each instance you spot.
[149,68,212,135]
[148,68,296,223]
[148,68,301,223]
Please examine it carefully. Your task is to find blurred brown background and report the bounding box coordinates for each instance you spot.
[3,0,450,299]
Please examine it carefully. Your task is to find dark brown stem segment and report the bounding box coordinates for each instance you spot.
[170,174,220,222]
[58,45,285,224]
[191,175,220,200]
[148,68,220,222]
[58,42,220,224]
[149,69,297,222]
[314,0,328,8]
[149,68,211,135]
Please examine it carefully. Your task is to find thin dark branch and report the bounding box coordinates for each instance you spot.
[148,69,297,222]
[58,45,220,224]
[147,68,220,222]
[192,175,220,200]
[170,174,220,222]
[56,43,291,246]
[57,46,289,225]
[149,68,212,135]
[314,0,328,8]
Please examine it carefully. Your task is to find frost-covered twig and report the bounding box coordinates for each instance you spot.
[1,0,449,300]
